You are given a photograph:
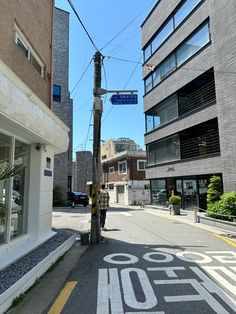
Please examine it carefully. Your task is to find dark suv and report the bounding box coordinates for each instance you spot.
[69,192,89,207]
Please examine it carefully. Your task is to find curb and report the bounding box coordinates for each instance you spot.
[7,242,89,314]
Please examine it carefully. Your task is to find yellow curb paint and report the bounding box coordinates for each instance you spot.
[48,281,77,314]
[213,233,236,248]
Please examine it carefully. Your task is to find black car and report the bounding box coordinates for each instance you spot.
[69,192,89,207]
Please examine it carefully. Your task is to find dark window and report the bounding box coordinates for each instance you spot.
[16,37,28,57]
[53,85,61,102]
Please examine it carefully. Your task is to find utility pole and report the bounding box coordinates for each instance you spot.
[90,51,103,244]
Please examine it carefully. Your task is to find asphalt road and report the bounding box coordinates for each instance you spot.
[49,205,236,314]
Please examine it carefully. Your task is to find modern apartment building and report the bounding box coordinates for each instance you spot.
[0,2,72,310]
[101,139,149,205]
[52,8,73,200]
[142,0,236,209]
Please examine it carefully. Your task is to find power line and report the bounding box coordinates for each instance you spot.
[67,0,99,51]
[83,110,93,150]
[99,0,157,52]
[106,55,142,64]
[56,58,93,113]
[102,55,142,123]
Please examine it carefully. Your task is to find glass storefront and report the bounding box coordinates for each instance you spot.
[0,132,29,245]
[0,133,11,244]
[150,174,222,210]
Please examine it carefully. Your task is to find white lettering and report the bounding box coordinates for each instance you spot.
[97,268,124,314]
[191,266,236,312]
[121,268,157,310]
[154,278,230,314]
[143,252,173,263]
[176,251,212,264]
[147,267,185,278]
[203,266,236,297]
[205,251,236,264]
[103,253,139,265]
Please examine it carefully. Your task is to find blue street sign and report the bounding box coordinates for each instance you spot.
[110,94,138,105]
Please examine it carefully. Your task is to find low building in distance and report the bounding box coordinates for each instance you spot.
[101,138,150,205]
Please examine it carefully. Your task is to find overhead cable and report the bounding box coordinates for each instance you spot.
[67,0,99,51]
[99,0,156,52]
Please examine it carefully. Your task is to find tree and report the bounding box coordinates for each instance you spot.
[207,175,222,204]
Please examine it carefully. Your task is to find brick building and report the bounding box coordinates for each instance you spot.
[52,8,73,200]
[0,2,72,311]
[101,139,149,205]
[142,0,236,209]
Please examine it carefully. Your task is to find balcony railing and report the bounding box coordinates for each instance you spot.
[181,129,220,160]
[178,80,216,116]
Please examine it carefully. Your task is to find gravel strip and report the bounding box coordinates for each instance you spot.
[0,229,74,295]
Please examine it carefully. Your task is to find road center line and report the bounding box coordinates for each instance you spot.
[48,281,77,314]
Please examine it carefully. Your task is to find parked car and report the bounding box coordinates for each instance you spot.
[69,192,89,207]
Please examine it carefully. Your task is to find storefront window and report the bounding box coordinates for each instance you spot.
[0,132,29,245]
[11,140,29,239]
[151,179,167,206]
[0,133,11,244]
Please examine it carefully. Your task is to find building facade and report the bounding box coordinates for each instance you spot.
[101,139,149,205]
[142,0,236,209]
[0,2,71,310]
[72,151,93,193]
[52,8,73,200]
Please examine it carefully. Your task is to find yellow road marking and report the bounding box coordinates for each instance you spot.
[145,210,176,222]
[213,233,236,248]
[48,281,77,314]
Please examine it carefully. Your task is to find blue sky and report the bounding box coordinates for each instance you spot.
[55,0,157,158]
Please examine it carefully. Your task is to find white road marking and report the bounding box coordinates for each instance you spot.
[143,252,174,263]
[203,266,236,297]
[103,253,139,265]
[176,251,212,264]
[147,267,185,278]
[154,278,230,314]
[191,266,236,312]
[97,268,124,314]
[120,212,133,216]
[121,268,157,310]
[205,251,236,263]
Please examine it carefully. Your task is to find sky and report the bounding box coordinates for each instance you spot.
[55,0,157,158]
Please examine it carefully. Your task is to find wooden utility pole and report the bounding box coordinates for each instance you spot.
[90,51,103,244]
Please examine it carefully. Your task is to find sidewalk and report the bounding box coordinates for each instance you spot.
[143,204,236,242]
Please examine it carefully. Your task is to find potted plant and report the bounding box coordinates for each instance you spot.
[169,195,181,215]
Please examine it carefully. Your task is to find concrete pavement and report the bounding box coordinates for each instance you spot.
[7,204,236,313]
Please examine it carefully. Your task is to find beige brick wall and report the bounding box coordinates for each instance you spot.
[0,0,53,107]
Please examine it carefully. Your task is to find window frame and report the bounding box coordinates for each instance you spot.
[144,20,210,94]
[137,160,146,171]
[143,0,203,62]
[14,24,45,78]
[118,160,127,175]
[53,85,61,102]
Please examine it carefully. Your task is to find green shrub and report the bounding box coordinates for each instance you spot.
[207,176,222,204]
[206,192,236,221]
[169,195,181,205]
